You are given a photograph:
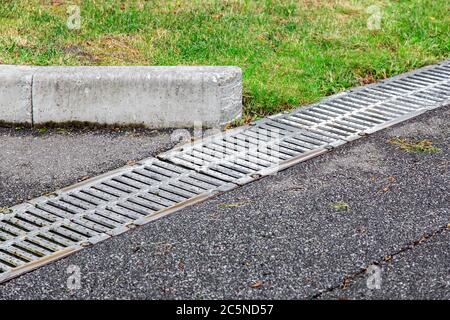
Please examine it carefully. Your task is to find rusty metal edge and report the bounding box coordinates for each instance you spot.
[0,246,80,285]
[133,191,221,226]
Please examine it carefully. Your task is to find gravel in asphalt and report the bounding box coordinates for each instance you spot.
[0,105,448,299]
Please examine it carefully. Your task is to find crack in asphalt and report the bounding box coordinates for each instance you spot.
[310,224,449,299]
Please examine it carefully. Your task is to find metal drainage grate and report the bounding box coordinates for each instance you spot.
[0,159,235,281]
[0,59,449,284]
[160,60,450,182]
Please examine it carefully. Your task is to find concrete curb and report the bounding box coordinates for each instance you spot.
[0,66,34,124]
[0,65,242,128]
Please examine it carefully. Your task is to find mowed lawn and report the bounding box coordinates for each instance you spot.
[0,0,449,118]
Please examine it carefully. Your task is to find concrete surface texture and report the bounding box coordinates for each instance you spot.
[0,65,242,128]
[0,66,34,124]
[0,104,448,299]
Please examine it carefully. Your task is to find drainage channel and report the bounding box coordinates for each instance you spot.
[0,59,449,284]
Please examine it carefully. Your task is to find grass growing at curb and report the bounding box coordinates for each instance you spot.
[0,0,448,118]
[388,138,441,154]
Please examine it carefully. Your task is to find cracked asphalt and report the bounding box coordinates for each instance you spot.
[0,105,449,300]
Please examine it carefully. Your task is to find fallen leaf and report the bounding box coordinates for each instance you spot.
[0,207,11,214]
[342,277,351,289]
[178,259,185,271]
[79,175,90,182]
[43,192,57,197]
[250,280,263,289]
[212,13,224,19]
[126,160,137,166]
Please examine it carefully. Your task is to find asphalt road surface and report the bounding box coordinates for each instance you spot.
[0,105,449,299]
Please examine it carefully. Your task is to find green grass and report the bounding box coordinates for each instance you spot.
[388,138,441,154]
[1,0,448,118]
[330,201,350,211]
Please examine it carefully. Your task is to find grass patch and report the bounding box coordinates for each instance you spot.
[388,138,441,154]
[37,127,49,134]
[330,201,350,211]
[218,201,249,209]
[0,0,448,117]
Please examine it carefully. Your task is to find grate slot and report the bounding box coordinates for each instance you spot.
[28,235,66,251]
[128,197,164,212]
[39,202,77,217]
[71,192,104,206]
[62,222,100,238]
[3,217,37,232]
[106,206,142,220]
[109,178,142,192]
[0,222,23,237]
[80,188,116,202]
[57,197,91,211]
[0,252,25,267]
[0,230,15,242]
[141,192,176,207]
[10,244,43,259]
[102,180,136,194]
[168,181,206,195]
[188,172,229,187]
[48,229,82,243]
[118,202,153,216]
[4,246,39,262]
[21,239,55,255]
[82,214,121,230]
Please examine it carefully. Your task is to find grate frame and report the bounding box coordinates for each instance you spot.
[160,59,450,183]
